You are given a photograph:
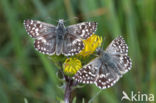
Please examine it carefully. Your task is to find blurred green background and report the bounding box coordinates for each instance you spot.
[0,0,156,103]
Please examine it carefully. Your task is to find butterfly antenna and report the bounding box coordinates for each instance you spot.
[44,17,57,23]
[64,17,79,23]
[101,36,106,50]
[50,18,58,23]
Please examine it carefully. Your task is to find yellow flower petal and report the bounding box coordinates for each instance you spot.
[63,58,82,76]
[78,34,102,56]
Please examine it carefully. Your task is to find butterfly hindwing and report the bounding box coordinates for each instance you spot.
[95,73,119,89]
[94,63,120,89]
[34,35,56,55]
[113,54,132,74]
[73,57,101,84]
[62,34,84,56]
[73,64,97,84]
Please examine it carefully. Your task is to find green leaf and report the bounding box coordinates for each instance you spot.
[72,97,77,103]
[88,90,102,103]
[24,98,28,103]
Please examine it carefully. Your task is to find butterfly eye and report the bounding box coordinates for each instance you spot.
[96,47,102,55]
[96,47,100,52]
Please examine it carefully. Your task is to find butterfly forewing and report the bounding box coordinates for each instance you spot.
[24,20,56,38]
[106,36,128,55]
[106,36,132,74]
[67,22,97,39]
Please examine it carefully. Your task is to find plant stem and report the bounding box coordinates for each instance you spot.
[64,79,72,103]
[64,76,77,103]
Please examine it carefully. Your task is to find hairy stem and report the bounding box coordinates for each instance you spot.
[64,76,77,103]
[64,79,72,103]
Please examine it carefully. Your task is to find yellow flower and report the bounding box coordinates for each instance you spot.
[63,58,82,76]
[78,34,102,56]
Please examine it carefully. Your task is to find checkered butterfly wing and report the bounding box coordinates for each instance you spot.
[24,20,56,55]
[105,36,132,74]
[62,22,97,56]
[73,57,101,84]
[73,56,120,89]
[62,34,84,56]
[67,22,97,39]
[73,36,132,89]
[94,36,132,89]
[24,20,97,56]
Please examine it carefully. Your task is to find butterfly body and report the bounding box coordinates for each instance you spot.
[101,51,112,63]
[55,19,66,55]
[73,36,132,89]
[24,19,97,56]
[102,51,122,76]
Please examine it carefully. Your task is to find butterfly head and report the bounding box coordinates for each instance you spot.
[57,19,65,29]
[96,47,104,56]
[58,19,64,25]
